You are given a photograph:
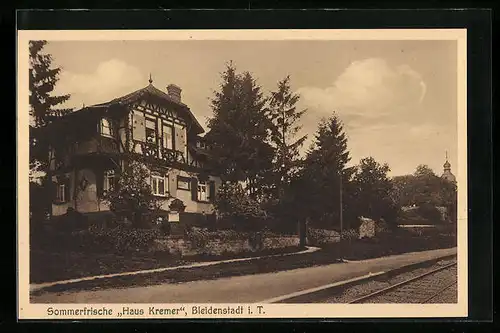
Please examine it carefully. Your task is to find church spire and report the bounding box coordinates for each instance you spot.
[148,73,153,85]
[443,151,451,171]
[441,150,455,182]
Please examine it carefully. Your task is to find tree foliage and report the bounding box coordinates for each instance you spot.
[351,157,399,227]
[104,161,164,227]
[205,62,274,195]
[391,164,457,223]
[392,165,456,207]
[213,182,267,229]
[29,41,72,218]
[29,40,72,128]
[297,113,355,229]
[266,75,307,197]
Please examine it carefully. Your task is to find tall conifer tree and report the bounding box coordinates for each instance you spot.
[205,62,273,195]
[300,113,354,228]
[29,40,72,127]
[267,75,307,198]
[28,40,72,219]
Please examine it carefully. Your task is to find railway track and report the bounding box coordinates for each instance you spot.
[348,261,457,304]
[267,255,458,304]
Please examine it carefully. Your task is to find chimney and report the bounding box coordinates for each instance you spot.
[167,84,182,103]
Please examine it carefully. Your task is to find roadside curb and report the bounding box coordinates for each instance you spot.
[259,252,457,303]
[30,246,321,293]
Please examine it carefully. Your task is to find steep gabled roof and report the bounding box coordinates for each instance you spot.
[54,83,205,134]
[93,83,205,134]
[92,83,184,108]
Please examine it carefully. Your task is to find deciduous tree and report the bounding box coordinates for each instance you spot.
[351,157,399,227]
[104,161,164,227]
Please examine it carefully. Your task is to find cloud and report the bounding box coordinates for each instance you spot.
[293,58,451,176]
[297,58,427,122]
[54,59,144,108]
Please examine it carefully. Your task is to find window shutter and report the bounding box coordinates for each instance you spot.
[208,181,216,202]
[132,113,146,142]
[191,178,198,201]
[175,125,185,153]
[169,175,177,197]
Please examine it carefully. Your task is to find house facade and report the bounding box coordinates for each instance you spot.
[44,80,221,224]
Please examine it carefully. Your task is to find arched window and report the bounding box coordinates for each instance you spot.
[100,118,113,137]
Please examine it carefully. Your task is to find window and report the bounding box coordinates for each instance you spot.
[177,176,190,191]
[100,118,113,138]
[197,181,208,202]
[145,118,156,143]
[151,174,168,197]
[56,184,66,202]
[162,124,173,149]
[103,170,116,192]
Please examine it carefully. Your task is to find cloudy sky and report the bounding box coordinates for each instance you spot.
[46,40,458,177]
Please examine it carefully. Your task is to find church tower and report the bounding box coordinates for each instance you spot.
[441,151,456,183]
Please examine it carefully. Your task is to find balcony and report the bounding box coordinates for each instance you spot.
[132,140,186,165]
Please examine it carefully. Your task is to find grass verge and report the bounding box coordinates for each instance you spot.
[30,245,305,284]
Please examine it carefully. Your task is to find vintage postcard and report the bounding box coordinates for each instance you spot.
[17,29,467,319]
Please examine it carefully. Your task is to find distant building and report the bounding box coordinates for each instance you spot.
[441,151,456,183]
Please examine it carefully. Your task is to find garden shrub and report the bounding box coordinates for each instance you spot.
[168,198,186,212]
[185,226,209,249]
[417,203,442,223]
[160,221,171,236]
[58,225,162,254]
[213,182,267,231]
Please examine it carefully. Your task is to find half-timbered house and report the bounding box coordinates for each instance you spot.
[42,79,221,226]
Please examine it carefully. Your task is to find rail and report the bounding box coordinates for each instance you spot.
[348,261,457,304]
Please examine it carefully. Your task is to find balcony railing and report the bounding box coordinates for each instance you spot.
[73,136,119,155]
[133,140,186,164]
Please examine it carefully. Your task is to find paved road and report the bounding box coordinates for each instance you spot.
[31,247,456,304]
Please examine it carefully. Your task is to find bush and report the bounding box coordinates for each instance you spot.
[214,182,267,230]
[169,198,186,212]
[45,225,162,254]
[417,203,442,223]
[185,226,210,248]
[160,221,171,236]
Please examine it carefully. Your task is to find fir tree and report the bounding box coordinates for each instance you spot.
[29,41,72,219]
[29,40,72,127]
[205,62,274,195]
[299,113,355,229]
[267,75,307,197]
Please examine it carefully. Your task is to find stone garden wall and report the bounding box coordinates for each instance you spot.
[306,228,340,246]
[152,231,300,257]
